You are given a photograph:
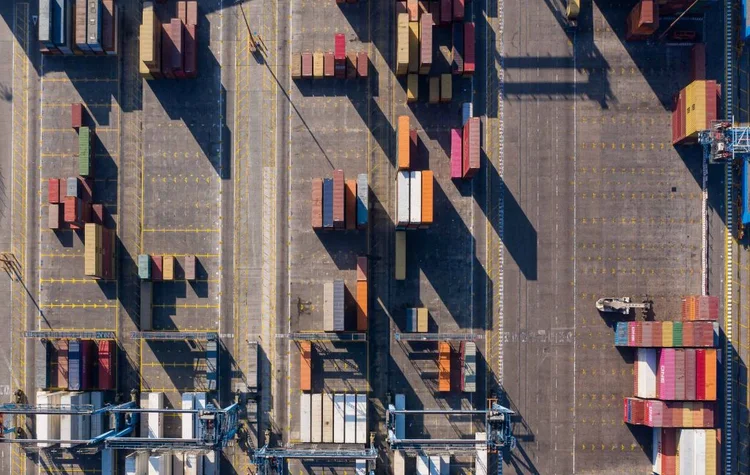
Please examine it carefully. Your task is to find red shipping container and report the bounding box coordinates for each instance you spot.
[186,0,198,26]
[699,295,719,320]
[71,103,83,129]
[152,255,163,281]
[662,428,676,473]
[690,43,706,81]
[333,170,345,228]
[161,25,175,79]
[703,406,715,427]
[451,128,462,178]
[463,22,475,75]
[671,90,685,145]
[57,341,69,388]
[696,349,706,400]
[334,33,346,60]
[302,52,313,77]
[440,0,452,24]
[357,52,368,77]
[324,52,335,77]
[652,323,662,348]
[453,0,464,19]
[64,197,82,223]
[48,178,61,204]
[98,340,115,389]
[80,340,95,390]
[462,117,480,178]
[184,25,197,78]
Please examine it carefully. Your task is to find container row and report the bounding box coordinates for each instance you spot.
[35,391,109,446]
[653,428,720,475]
[35,339,116,391]
[39,0,119,55]
[623,397,715,428]
[137,254,198,281]
[298,393,368,444]
[613,321,718,348]
[395,170,434,228]
[311,173,368,230]
[140,1,199,79]
[634,348,717,401]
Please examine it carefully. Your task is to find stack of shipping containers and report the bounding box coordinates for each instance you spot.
[311,172,368,230]
[653,428,719,474]
[39,0,118,55]
[672,80,720,145]
[140,1,198,79]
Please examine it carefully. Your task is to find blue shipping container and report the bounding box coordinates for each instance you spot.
[68,340,81,391]
[452,22,464,74]
[743,159,750,225]
[51,0,64,46]
[462,102,473,126]
[614,322,628,347]
[323,178,334,228]
[743,0,750,41]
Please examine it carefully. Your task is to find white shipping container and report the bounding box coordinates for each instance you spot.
[440,455,449,475]
[334,394,346,443]
[345,394,356,443]
[323,392,334,442]
[194,393,206,441]
[475,432,488,475]
[356,459,367,475]
[652,429,662,475]
[394,394,405,439]
[148,392,164,439]
[125,452,148,475]
[90,391,104,438]
[36,391,50,447]
[429,456,441,475]
[60,393,72,447]
[636,348,657,399]
[679,429,695,475]
[355,394,367,444]
[324,282,334,331]
[184,453,202,475]
[396,171,410,227]
[417,455,429,475]
[149,454,172,475]
[182,393,195,439]
[77,392,90,441]
[409,171,421,226]
[393,450,405,475]
[312,393,323,443]
[300,393,312,442]
[695,430,706,475]
[139,392,150,438]
[203,451,217,475]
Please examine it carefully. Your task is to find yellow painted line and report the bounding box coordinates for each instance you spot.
[152,303,220,309]
[42,127,118,133]
[40,278,116,284]
[40,303,117,309]
[143,228,220,233]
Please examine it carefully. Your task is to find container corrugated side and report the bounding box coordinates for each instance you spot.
[394,451,405,475]
[429,456,440,475]
[409,171,422,227]
[408,22,419,73]
[356,280,368,331]
[396,14,409,75]
[323,392,334,442]
[247,341,259,390]
[86,0,102,52]
[39,0,52,45]
[463,117,480,178]
[345,179,357,230]
[421,170,433,227]
[311,393,323,442]
[463,22,475,75]
[140,280,153,330]
[323,178,334,228]
[355,394,367,443]
[333,279,345,331]
[333,170,345,228]
[462,341,476,392]
[438,341,450,392]
[313,51,324,78]
[324,282,334,331]
[356,173,368,228]
[397,171,410,227]
[302,52,313,77]
[182,393,195,439]
[300,393,312,442]
[394,393,406,438]
[419,15,433,74]
[395,231,406,280]
[184,255,196,281]
[475,432,488,475]
[397,116,410,169]
[334,394,346,443]
[300,341,312,390]
[345,394,356,443]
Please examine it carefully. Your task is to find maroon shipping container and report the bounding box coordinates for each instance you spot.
[49,203,61,229]
[440,0,452,24]
[357,256,368,281]
[80,340,95,390]
[184,25,197,78]
[152,255,163,281]
[184,255,197,280]
[170,19,184,77]
[48,178,61,204]
[463,22,475,75]
[672,90,685,145]
[690,43,706,81]
[57,341,69,388]
[357,52,368,77]
[102,228,114,280]
[311,178,323,229]
[161,24,176,79]
[102,0,115,53]
[324,52,335,77]
[334,33,346,60]
[78,177,93,203]
[419,15,433,74]
[397,1,408,14]
[453,0,464,20]
[430,0,440,25]
[98,340,115,390]
[178,0,187,22]
[462,117,480,178]
[302,53,313,78]
[346,52,358,79]
[92,204,104,226]
[71,104,83,129]
[333,170,345,228]
[187,0,198,26]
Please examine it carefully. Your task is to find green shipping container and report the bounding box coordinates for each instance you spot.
[79,127,91,176]
[672,322,683,347]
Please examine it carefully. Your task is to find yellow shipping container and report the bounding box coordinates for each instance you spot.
[84,224,103,277]
[662,321,673,346]
[440,74,452,102]
[163,255,174,280]
[396,13,409,75]
[705,429,717,475]
[408,22,419,73]
[407,74,418,103]
[417,308,428,332]
[313,52,324,78]
[429,76,439,104]
[684,80,717,138]
[395,231,406,280]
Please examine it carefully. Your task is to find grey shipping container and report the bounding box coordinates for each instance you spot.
[461,341,476,392]
[75,0,88,51]
[101,449,114,474]
[39,0,52,45]
[356,173,368,228]
[138,254,151,280]
[184,255,196,281]
[66,177,79,197]
[140,281,153,330]
[206,340,218,391]
[35,340,51,389]
[87,0,102,52]
[48,204,61,229]
[68,340,81,391]
[57,0,73,54]
[247,341,259,391]
[323,178,334,228]
[333,280,345,331]
[324,282,334,331]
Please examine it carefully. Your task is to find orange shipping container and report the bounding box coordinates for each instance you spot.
[704,349,717,400]
[397,116,410,170]
[345,179,357,230]
[356,281,368,331]
[300,341,312,391]
[421,170,433,227]
[438,342,451,392]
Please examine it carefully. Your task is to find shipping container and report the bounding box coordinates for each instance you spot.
[140,280,153,331]
[347,52,358,79]
[182,393,195,439]
[68,339,81,391]
[417,307,428,332]
[397,13,409,75]
[681,295,719,321]
[163,255,174,280]
[323,178,334,228]
[97,340,115,390]
[438,341,451,392]
[206,340,218,391]
[690,43,706,81]
[178,0,187,22]
[324,51,335,77]
[407,74,419,102]
[614,321,718,348]
[149,455,173,475]
[151,255,163,281]
[185,453,203,475]
[35,341,51,389]
[194,393,206,440]
[406,308,417,332]
[397,171,410,227]
[300,341,312,390]
[333,170,345,228]
[634,348,657,399]
[323,392,334,442]
[475,433,488,475]
[453,0,464,19]
[101,0,115,54]
[65,176,78,198]
[39,392,58,445]
[421,170,434,227]
[419,15,433,74]
[247,341,259,391]
[311,178,323,229]
[48,178,61,204]
[292,54,302,79]
[345,179,357,230]
[78,126,92,176]
[311,393,323,443]
[333,279,345,331]
[395,231,406,280]
[463,117,480,178]
[417,456,429,475]
[452,22,464,74]
[39,0,53,47]
[302,52,313,78]
[57,341,69,388]
[334,394,346,443]
[90,391,104,438]
[623,398,715,428]
[450,128,463,178]
[335,33,346,60]
[440,73,452,102]
[356,460,367,475]
[429,76,440,103]
[48,204,61,229]
[460,341,476,392]
[407,0,418,19]
[409,21,419,73]
[71,103,83,129]
[313,51,324,78]
[126,453,148,475]
[148,392,164,438]
[357,51,370,78]
[187,0,198,26]
[462,102,473,126]
[60,393,74,447]
[357,173,368,228]
[345,394,356,443]
[86,0,101,52]
[397,116,410,169]
[394,393,406,439]
[355,394,367,443]
[357,281,368,331]
[184,255,197,281]
[440,0,452,23]
[464,22,475,75]
[429,456,440,475]
[324,281,334,331]
[409,171,422,226]
[170,19,184,77]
